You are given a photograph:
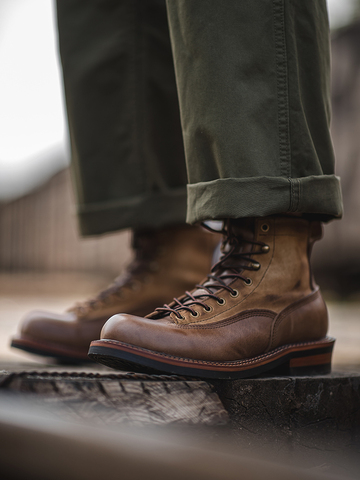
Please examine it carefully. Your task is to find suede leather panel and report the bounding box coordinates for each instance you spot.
[155,217,314,326]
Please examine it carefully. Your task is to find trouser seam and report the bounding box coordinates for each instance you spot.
[273,0,291,178]
[288,178,300,212]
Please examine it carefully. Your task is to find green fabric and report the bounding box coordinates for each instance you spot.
[166,0,342,223]
[57,0,342,236]
[57,0,188,235]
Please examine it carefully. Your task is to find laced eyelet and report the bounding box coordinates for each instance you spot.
[217,298,226,306]
[244,278,253,286]
[262,244,270,253]
[203,305,213,313]
[261,223,269,233]
[230,289,239,298]
[190,311,200,318]
[252,262,261,271]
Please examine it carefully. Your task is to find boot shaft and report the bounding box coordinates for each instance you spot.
[149,215,324,324]
[133,224,220,289]
[71,224,219,320]
[229,216,322,313]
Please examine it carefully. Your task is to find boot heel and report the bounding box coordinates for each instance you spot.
[288,361,332,376]
[287,339,335,376]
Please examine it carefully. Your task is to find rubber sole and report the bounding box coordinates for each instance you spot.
[88,337,335,379]
[11,336,92,364]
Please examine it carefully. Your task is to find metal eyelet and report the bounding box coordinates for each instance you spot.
[203,305,213,313]
[217,298,226,306]
[252,262,261,271]
[190,311,200,318]
[230,289,239,298]
[261,224,269,233]
[262,244,270,253]
[244,278,253,286]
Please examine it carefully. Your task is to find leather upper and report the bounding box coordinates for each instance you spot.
[18,224,220,351]
[100,216,328,362]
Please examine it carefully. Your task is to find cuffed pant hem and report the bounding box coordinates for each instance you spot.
[186,175,343,224]
[77,188,187,236]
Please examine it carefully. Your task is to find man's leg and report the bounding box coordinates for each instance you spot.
[11,0,219,362]
[167,0,342,222]
[89,0,343,378]
[57,0,187,234]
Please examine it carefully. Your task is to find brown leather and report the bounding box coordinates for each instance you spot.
[14,224,219,358]
[100,216,329,363]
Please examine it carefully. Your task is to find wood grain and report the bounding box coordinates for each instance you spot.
[0,370,228,427]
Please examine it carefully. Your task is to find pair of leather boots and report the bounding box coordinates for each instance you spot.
[12,217,334,379]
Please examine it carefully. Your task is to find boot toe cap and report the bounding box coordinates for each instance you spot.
[100,314,146,345]
[20,310,77,344]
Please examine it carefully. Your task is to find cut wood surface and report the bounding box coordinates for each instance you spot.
[1,366,360,476]
[0,369,228,427]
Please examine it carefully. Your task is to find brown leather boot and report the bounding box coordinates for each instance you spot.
[11,224,219,363]
[89,216,335,379]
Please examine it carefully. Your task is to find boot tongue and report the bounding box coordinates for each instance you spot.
[184,218,256,297]
[132,228,159,260]
[147,219,258,321]
[229,218,255,242]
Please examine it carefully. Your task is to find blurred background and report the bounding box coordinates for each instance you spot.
[0,0,360,366]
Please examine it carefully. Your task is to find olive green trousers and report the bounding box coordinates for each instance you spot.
[57,0,342,236]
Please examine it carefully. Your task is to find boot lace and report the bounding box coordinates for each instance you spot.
[155,222,269,320]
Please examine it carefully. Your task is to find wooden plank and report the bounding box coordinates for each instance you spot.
[1,367,360,475]
[0,370,228,427]
[0,394,342,480]
[213,372,360,469]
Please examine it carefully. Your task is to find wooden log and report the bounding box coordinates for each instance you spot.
[1,367,360,475]
[0,393,344,480]
[212,372,360,470]
[0,370,228,427]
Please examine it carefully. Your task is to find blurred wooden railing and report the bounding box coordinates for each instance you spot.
[0,169,131,274]
[1,23,360,290]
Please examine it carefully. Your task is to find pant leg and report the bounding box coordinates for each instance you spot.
[166,0,343,223]
[56,0,187,236]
